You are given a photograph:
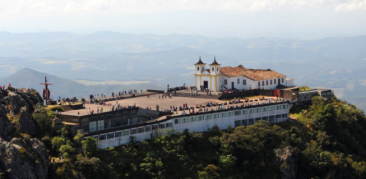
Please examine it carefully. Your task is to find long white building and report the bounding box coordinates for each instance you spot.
[88,102,290,149]
[194,57,294,92]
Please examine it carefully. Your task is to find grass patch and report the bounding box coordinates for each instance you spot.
[45,105,65,112]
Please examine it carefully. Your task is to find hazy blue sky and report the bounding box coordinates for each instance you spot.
[0,0,366,39]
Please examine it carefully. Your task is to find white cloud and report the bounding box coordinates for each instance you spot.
[335,0,366,11]
[34,59,68,65]
[1,0,364,17]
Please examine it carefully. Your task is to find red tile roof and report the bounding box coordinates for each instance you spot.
[220,65,286,81]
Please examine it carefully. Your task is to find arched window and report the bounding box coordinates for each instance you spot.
[197,67,199,71]
[212,67,214,72]
[237,78,239,84]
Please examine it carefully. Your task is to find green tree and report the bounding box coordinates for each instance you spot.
[51,136,65,150]
[73,130,84,148]
[60,125,69,138]
[82,137,98,158]
[59,144,75,155]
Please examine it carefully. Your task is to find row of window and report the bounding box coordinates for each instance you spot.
[197,66,220,72]
[223,78,285,86]
[234,114,288,127]
[91,122,173,141]
[174,105,287,124]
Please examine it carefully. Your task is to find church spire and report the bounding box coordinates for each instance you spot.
[210,56,220,65]
[195,56,205,65]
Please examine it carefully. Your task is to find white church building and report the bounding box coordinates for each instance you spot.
[194,57,294,92]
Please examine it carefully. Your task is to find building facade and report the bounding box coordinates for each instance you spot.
[194,58,294,91]
[83,102,290,149]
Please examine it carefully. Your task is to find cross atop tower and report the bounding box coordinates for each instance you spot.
[40,76,52,100]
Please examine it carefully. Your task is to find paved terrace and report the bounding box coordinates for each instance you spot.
[60,91,282,118]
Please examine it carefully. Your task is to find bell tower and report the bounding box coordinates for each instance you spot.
[194,56,206,89]
[209,57,221,92]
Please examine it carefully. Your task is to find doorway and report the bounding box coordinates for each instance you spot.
[231,82,234,89]
[278,79,280,84]
[204,81,208,89]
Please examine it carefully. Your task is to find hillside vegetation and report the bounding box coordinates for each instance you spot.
[42,95,366,179]
[2,88,366,179]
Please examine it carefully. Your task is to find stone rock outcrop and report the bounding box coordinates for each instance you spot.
[0,105,15,138]
[274,146,297,179]
[19,107,37,136]
[0,138,49,179]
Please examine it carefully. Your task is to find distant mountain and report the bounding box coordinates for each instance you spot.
[0,68,164,99]
[0,31,366,112]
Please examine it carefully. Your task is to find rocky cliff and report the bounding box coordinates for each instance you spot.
[0,88,48,179]
[275,146,297,179]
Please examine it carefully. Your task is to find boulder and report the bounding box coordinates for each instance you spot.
[0,139,48,179]
[274,146,297,179]
[0,105,15,138]
[19,107,37,136]
[26,138,49,179]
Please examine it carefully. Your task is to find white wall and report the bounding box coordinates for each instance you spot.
[221,76,287,90]
[94,103,290,149]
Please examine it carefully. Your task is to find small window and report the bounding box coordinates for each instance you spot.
[235,120,241,127]
[138,127,145,133]
[237,78,239,84]
[175,119,179,124]
[159,124,165,128]
[242,110,246,114]
[235,111,241,116]
[107,133,114,139]
[217,67,219,71]
[212,67,214,72]
[266,80,268,85]
[190,117,196,122]
[115,131,122,137]
[282,78,284,83]
[130,128,137,134]
[198,116,204,121]
[242,119,248,126]
[152,125,158,130]
[184,118,189,123]
[207,115,213,120]
[145,126,152,132]
[255,117,261,122]
[213,114,219,119]
[248,119,254,125]
[274,79,276,84]
[99,134,106,140]
[262,116,268,121]
[262,81,264,86]
[224,79,227,85]
[197,67,199,71]
[243,80,246,85]
[258,81,260,86]
[222,113,228,117]
[123,130,130,136]
[166,123,172,128]
[270,80,272,85]
[282,114,288,118]
[276,114,282,119]
[228,112,234,116]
